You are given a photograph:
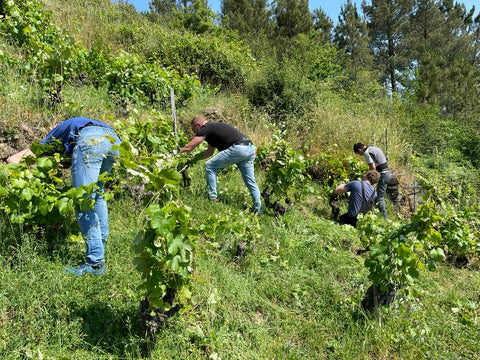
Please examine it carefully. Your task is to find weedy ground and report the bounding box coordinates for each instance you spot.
[0,166,479,360]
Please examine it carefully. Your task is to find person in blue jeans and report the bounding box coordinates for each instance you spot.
[179,115,263,214]
[353,143,392,219]
[7,117,121,276]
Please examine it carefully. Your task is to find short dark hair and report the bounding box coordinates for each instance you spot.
[353,143,365,153]
[366,170,381,185]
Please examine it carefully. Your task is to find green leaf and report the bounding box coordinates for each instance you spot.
[145,203,161,218]
[118,141,137,169]
[78,197,95,211]
[11,178,28,189]
[20,187,33,201]
[397,243,411,257]
[151,213,176,235]
[38,199,54,216]
[168,236,184,256]
[168,254,182,272]
[56,197,73,214]
[159,168,182,185]
[37,157,54,169]
[429,248,445,261]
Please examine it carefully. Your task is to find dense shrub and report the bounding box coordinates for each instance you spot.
[0,0,83,104]
[105,51,203,108]
[457,126,480,168]
[133,29,255,90]
[247,35,342,120]
[247,64,313,119]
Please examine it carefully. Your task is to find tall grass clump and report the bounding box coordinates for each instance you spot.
[44,0,142,51]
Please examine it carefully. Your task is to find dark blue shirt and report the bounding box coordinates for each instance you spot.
[41,117,112,155]
[344,180,377,217]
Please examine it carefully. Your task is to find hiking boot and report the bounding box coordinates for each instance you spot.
[63,263,106,276]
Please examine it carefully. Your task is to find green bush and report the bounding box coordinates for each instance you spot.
[134,29,255,90]
[105,51,203,108]
[247,63,316,119]
[0,0,84,104]
[246,35,343,120]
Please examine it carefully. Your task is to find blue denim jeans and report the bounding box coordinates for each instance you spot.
[377,171,392,219]
[204,144,263,213]
[71,126,121,266]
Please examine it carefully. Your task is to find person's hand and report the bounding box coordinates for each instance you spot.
[7,148,34,163]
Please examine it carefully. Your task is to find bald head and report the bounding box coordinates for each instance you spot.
[190,115,208,134]
[191,115,207,127]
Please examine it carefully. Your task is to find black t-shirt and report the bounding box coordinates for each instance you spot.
[195,122,246,151]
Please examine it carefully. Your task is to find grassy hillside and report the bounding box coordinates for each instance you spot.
[1,169,479,359]
[1,1,480,359]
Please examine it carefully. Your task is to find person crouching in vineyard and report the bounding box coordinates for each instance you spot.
[179,115,263,214]
[353,143,391,219]
[7,117,121,276]
[334,170,380,227]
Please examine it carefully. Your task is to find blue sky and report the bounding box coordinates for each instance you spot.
[115,0,346,21]
[116,0,477,23]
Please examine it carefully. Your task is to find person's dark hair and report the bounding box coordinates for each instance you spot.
[365,170,381,185]
[353,143,364,153]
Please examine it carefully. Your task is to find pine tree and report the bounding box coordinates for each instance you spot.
[334,0,375,95]
[221,0,275,57]
[362,0,414,93]
[406,0,480,120]
[221,0,273,36]
[274,0,313,39]
[405,0,445,103]
[150,0,183,14]
[312,8,334,44]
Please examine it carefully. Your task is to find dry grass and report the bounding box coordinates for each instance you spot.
[44,0,143,51]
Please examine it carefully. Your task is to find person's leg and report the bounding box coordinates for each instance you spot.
[339,212,358,227]
[204,146,240,200]
[377,171,392,219]
[70,128,119,267]
[236,146,263,213]
[96,134,121,245]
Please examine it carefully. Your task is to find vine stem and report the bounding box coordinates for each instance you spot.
[373,285,381,326]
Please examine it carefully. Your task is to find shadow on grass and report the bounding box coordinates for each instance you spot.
[69,300,155,357]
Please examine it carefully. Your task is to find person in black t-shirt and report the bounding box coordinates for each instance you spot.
[180,115,263,213]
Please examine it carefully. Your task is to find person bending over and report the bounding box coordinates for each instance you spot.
[353,143,392,219]
[8,117,121,276]
[334,170,380,227]
[180,115,263,214]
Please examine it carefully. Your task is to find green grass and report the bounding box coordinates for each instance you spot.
[0,165,479,359]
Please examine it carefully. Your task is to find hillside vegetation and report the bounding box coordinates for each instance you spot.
[0,0,480,359]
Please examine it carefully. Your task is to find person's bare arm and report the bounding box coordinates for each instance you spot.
[202,144,215,159]
[368,162,376,170]
[335,184,347,195]
[179,136,204,154]
[7,148,35,163]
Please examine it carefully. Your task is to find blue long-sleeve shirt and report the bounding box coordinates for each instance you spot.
[41,117,112,155]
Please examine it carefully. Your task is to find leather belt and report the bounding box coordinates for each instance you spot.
[233,139,253,146]
[79,122,96,131]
